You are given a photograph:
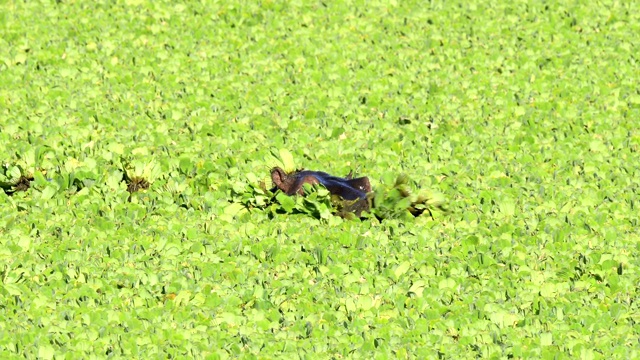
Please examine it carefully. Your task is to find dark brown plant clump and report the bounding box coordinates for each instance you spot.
[126,176,150,193]
[14,176,33,192]
[2,175,34,195]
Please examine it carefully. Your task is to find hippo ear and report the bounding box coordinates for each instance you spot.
[271,167,287,188]
[346,177,372,193]
[345,170,354,179]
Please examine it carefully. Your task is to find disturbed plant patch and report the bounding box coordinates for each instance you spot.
[1,175,34,195]
[372,173,449,219]
[228,167,448,221]
[119,157,159,195]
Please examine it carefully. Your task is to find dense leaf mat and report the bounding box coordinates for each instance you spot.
[1,0,639,358]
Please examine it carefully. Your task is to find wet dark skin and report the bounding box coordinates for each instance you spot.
[271,167,373,216]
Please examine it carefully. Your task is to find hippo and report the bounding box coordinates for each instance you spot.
[270,167,373,216]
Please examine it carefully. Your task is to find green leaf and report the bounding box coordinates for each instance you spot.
[438,278,456,290]
[7,166,21,181]
[394,261,411,279]
[540,332,553,346]
[222,202,246,218]
[276,192,295,213]
[408,280,426,296]
[463,235,479,246]
[38,345,55,360]
[2,283,23,296]
[278,148,296,172]
[540,283,557,298]
[40,185,57,200]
